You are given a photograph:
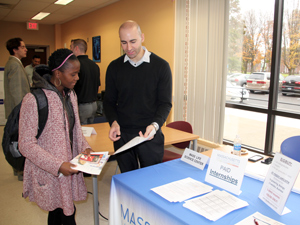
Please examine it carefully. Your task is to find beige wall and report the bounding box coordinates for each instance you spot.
[0,0,175,122]
[0,21,55,67]
[60,0,175,94]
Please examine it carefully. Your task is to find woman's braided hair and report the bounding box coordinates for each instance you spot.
[48,48,78,74]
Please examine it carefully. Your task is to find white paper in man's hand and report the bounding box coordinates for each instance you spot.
[114,128,156,155]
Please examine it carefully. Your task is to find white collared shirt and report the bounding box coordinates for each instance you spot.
[124,46,151,67]
[12,55,23,65]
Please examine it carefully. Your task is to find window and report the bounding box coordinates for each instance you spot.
[225,0,300,154]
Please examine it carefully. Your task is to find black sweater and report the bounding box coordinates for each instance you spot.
[74,55,100,103]
[104,53,172,133]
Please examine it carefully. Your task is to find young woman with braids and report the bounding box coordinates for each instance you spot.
[18,48,93,225]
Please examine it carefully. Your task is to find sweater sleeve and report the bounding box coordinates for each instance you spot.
[103,61,119,126]
[153,61,173,128]
[19,93,63,176]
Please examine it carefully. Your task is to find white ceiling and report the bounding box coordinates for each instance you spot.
[0,0,119,25]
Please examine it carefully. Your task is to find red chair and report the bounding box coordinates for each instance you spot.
[162,121,193,162]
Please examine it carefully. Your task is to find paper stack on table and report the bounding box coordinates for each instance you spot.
[183,190,249,221]
[151,177,213,202]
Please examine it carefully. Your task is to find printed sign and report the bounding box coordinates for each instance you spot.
[181,148,209,170]
[205,149,247,195]
[259,153,300,215]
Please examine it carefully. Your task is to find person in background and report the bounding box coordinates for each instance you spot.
[103,20,172,173]
[70,39,100,125]
[4,37,30,181]
[25,54,41,86]
[18,48,93,225]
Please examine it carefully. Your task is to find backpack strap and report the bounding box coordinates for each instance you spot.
[31,88,48,139]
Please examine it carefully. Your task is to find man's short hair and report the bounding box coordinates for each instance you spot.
[6,38,23,55]
[33,55,41,59]
[71,39,87,53]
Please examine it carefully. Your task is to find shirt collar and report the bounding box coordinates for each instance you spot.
[124,46,151,67]
[11,55,22,64]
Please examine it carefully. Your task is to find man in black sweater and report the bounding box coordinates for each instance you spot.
[104,20,172,173]
[71,39,100,124]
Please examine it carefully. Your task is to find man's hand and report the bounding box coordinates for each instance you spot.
[139,124,156,140]
[109,121,121,142]
[59,162,78,176]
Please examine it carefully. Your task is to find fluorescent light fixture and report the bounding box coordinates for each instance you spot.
[32,12,50,20]
[54,0,73,5]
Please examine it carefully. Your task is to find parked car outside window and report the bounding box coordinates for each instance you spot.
[246,72,284,93]
[281,75,300,96]
[228,73,249,87]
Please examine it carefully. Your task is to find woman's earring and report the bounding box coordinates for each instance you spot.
[54,78,61,87]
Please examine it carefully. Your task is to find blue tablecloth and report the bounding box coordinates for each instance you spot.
[109,159,300,224]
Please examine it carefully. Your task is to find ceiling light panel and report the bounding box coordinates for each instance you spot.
[54,0,74,5]
[32,12,50,20]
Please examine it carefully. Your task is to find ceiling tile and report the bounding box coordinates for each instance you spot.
[0,8,10,16]
[14,0,50,12]
[53,5,90,16]
[0,0,20,4]
[0,0,119,25]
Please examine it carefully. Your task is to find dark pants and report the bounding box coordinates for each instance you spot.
[48,206,76,225]
[114,129,164,173]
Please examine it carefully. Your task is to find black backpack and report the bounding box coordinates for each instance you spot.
[2,88,48,171]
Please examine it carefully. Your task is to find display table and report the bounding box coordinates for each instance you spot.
[84,122,200,153]
[109,158,300,225]
[83,123,199,225]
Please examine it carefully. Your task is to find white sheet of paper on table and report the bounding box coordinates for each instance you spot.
[151,177,213,202]
[183,190,249,221]
[81,126,97,137]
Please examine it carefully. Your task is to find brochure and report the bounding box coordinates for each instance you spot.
[70,152,110,175]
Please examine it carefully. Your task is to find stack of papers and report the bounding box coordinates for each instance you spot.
[183,190,249,221]
[151,177,213,202]
[70,152,110,175]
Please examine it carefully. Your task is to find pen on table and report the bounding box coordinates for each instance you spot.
[254,219,259,225]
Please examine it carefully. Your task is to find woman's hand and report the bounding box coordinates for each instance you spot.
[82,148,94,156]
[59,162,78,176]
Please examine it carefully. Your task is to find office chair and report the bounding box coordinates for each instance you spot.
[162,121,193,162]
[280,136,300,162]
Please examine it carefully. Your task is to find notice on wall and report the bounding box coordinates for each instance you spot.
[259,153,300,215]
[205,149,247,195]
[181,148,209,170]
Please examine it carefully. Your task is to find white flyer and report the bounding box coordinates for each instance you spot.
[114,129,156,155]
[205,149,248,195]
[81,126,97,137]
[183,190,248,221]
[259,153,300,215]
[181,148,209,170]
